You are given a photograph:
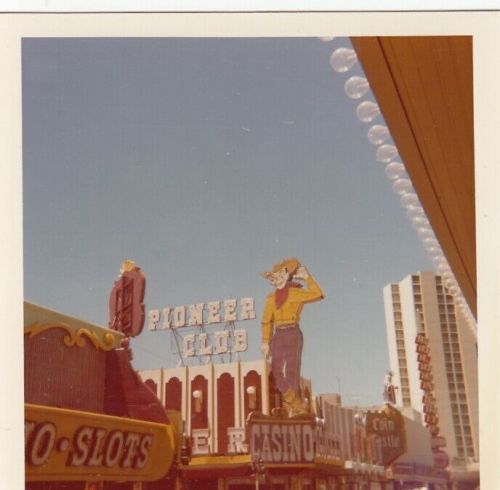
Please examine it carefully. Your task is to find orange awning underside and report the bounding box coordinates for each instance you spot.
[352,36,476,318]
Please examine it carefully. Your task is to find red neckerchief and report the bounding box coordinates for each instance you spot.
[275,281,302,309]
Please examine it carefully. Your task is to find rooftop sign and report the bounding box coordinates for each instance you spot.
[148,297,256,330]
[148,297,256,362]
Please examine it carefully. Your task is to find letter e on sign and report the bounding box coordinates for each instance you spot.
[207,302,221,324]
[239,297,256,320]
[224,299,237,322]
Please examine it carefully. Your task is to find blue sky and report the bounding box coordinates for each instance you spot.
[22,37,433,405]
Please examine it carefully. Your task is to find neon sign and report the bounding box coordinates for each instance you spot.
[148,297,256,330]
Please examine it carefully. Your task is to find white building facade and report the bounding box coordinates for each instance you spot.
[383,271,479,483]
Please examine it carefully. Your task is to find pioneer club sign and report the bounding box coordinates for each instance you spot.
[365,404,406,466]
[25,404,175,482]
[148,297,256,358]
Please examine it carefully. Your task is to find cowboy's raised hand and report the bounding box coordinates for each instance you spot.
[294,266,309,280]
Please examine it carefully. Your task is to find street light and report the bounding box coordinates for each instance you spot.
[251,456,265,490]
[247,385,257,410]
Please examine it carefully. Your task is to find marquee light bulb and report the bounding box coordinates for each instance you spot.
[437,264,451,276]
[385,162,406,181]
[330,47,358,72]
[422,237,439,248]
[416,226,435,240]
[431,255,447,267]
[344,76,370,99]
[376,144,399,163]
[434,255,447,267]
[412,215,430,229]
[400,192,420,209]
[406,205,425,220]
[426,246,443,258]
[367,125,390,145]
[392,178,413,195]
[442,270,454,281]
[445,279,458,291]
[356,101,380,123]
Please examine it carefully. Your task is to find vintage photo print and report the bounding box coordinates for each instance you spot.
[1,10,498,490]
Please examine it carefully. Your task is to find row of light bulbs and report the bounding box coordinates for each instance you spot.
[324,40,477,336]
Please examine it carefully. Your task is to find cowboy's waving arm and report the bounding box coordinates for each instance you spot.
[294,267,324,303]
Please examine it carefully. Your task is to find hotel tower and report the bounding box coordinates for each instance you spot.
[383,271,479,476]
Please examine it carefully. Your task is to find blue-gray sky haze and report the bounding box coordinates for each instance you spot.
[23,37,433,405]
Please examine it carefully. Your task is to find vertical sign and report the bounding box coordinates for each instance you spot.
[109,260,146,337]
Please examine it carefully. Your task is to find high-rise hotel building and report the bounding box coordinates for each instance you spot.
[383,271,479,471]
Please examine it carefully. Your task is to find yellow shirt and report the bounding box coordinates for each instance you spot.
[261,275,324,344]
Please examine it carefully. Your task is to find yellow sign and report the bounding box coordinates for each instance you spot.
[25,404,176,482]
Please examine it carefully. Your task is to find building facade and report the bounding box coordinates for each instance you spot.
[140,362,449,490]
[24,302,178,490]
[383,272,479,487]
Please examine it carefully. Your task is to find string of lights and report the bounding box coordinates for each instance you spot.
[322,39,477,336]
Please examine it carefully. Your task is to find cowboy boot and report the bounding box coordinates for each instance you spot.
[280,388,296,417]
[289,392,309,418]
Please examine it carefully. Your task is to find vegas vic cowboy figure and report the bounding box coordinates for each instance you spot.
[261,258,324,417]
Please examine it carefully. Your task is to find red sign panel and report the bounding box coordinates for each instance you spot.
[109,265,146,337]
